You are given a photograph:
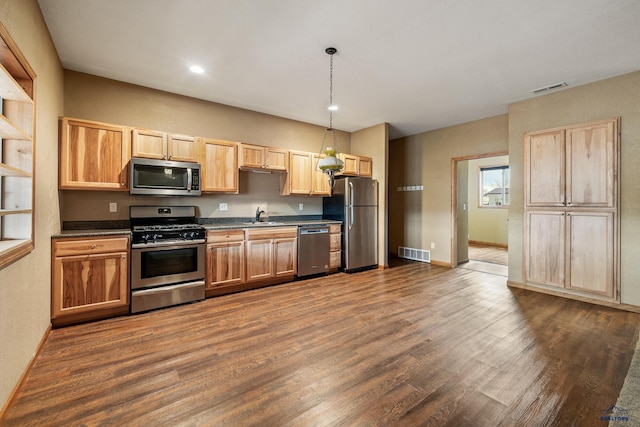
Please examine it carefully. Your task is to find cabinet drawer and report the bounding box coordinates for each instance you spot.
[54,237,129,257]
[207,229,245,243]
[330,234,342,251]
[246,227,297,240]
[328,224,341,234]
[329,251,341,268]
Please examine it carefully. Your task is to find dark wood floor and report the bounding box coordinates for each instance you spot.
[4,260,640,426]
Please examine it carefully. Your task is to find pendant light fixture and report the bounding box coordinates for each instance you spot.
[316,47,344,188]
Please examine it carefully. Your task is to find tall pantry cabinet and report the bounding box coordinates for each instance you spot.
[524,118,619,301]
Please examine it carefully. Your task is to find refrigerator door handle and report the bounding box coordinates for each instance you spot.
[349,181,354,206]
[349,206,354,230]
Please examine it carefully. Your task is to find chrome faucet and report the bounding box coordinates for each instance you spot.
[255,207,265,223]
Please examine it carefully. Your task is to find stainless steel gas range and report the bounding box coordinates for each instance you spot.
[129,206,206,313]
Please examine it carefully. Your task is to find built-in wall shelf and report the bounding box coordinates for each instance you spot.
[0,62,32,103]
[0,22,36,269]
[0,162,31,177]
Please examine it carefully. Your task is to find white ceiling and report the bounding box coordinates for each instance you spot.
[37,0,640,139]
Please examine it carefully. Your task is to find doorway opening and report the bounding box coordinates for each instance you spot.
[451,152,509,275]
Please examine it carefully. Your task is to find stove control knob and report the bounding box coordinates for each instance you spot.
[181,232,188,240]
[142,233,151,242]
[152,234,158,241]
[190,231,195,239]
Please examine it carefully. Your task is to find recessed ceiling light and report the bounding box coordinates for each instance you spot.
[189,65,204,74]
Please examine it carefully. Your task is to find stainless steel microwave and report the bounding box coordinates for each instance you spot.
[130,157,201,196]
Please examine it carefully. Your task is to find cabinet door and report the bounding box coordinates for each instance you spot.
[131,128,166,160]
[168,134,198,162]
[566,120,616,207]
[358,156,372,177]
[525,211,565,288]
[339,153,358,176]
[287,151,311,194]
[265,147,288,171]
[565,211,615,297]
[206,241,245,288]
[525,130,565,206]
[52,251,129,318]
[59,118,130,190]
[240,144,265,169]
[274,237,297,277]
[201,139,239,193]
[246,239,274,281]
[311,153,331,195]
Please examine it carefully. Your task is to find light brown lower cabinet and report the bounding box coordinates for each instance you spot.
[525,210,615,299]
[51,236,130,325]
[329,224,342,270]
[245,227,297,282]
[206,230,245,289]
[205,225,341,296]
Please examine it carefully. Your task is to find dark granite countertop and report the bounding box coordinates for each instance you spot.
[202,219,342,230]
[52,217,342,238]
[52,229,132,239]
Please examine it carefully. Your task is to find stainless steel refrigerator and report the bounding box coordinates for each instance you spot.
[323,176,378,272]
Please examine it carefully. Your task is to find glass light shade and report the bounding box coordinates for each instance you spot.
[317,148,344,172]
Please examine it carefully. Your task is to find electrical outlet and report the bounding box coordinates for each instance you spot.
[219,203,228,212]
[299,203,304,211]
[431,242,435,249]
[109,202,117,213]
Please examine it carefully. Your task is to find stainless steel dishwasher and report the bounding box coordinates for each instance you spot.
[297,226,330,278]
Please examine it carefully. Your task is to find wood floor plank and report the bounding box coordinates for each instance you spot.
[3,260,640,426]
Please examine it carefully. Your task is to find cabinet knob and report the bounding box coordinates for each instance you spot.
[91,244,97,249]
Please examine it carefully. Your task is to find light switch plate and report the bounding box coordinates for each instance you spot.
[220,203,228,211]
[109,202,117,213]
[299,203,304,211]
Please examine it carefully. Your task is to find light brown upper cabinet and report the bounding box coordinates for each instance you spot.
[338,153,358,176]
[358,156,373,177]
[281,150,311,195]
[0,23,36,268]
[337,153,373,177]
[240,143,288,171]
[132,128,198,162]
[199,138,239,193]
[311,153,331,195]
[525,119,618,208]
[59,117,131,191]
[281,150,330,196]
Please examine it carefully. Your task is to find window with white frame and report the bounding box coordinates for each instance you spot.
[480,165,509,207]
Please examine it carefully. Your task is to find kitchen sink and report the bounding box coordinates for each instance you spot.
[242,221,285,226]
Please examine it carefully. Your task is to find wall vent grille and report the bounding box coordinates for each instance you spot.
[398,246,431,263]
[532,82,568,94]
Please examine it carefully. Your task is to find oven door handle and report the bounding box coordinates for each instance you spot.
[132,239,205,249]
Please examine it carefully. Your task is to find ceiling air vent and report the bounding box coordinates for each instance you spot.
[532,82,568,94]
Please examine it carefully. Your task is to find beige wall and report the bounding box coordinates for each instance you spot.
[508,71,640,306]
[61,71,353,223]
[351,123,389,267]
[467,156,509,246]
[389,114,509,265]
[0,0,64,410]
